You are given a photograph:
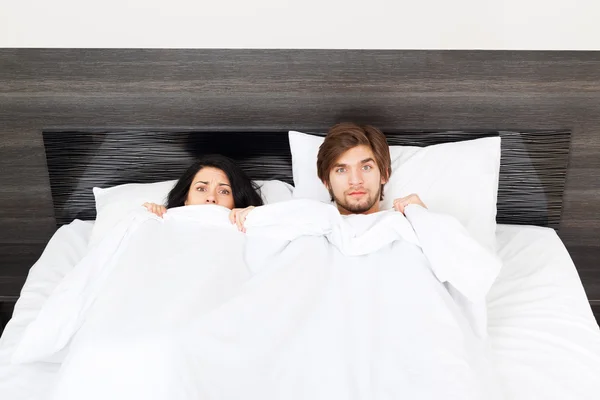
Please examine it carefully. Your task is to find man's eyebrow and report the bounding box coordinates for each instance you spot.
[333,163,348,168]
[333,158,376,168]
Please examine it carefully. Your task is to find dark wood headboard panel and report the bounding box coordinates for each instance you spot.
[0,49,599,302]
[43,130,570,229]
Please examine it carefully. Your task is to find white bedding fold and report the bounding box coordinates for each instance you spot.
[12,200,503,400]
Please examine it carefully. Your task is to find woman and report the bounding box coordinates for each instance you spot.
[143,154,263,232]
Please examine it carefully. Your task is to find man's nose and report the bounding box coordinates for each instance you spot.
[349,169,363,185]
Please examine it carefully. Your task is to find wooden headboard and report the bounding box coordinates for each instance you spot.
[43,129,570,228]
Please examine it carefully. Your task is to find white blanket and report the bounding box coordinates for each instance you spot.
[14,200,503,400]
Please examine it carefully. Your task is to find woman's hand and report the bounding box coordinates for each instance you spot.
[143,202,167,218]
[229,206,255,233]
[393,194,427,215]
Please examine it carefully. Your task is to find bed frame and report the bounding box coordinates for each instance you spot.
[0,49,599,313]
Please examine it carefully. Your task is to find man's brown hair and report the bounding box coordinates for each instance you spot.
[317,122,391,200]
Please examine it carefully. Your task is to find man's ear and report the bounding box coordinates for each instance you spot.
[381,168,391,185]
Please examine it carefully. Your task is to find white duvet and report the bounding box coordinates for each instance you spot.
[14,200,503,400]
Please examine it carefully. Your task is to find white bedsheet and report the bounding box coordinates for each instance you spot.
[1,216,599,400]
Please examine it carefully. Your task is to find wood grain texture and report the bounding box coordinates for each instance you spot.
[1,49,599,300]
[592,306,600,327]
[0,299,17,336]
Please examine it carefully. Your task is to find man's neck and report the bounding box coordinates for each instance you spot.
[336,201,381,216]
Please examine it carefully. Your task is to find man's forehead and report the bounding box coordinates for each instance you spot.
[334,145,376,165]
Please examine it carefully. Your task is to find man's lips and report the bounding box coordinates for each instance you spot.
[348,191,366,196]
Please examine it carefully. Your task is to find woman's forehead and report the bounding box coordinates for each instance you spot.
[193,167,230,183]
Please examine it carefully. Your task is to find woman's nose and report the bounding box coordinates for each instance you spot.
[205,195,216,203]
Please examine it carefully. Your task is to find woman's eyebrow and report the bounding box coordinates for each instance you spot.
[195,180,231,187]
[194,181,231,188]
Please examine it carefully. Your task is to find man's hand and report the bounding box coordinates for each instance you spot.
[229,206,256,233]
[393,194,427,215]
[143,202,167,218]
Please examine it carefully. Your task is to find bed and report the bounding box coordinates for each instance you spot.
[1,128,599,399]
[1,220,599,399]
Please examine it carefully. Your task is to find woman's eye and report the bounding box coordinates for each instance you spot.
[196,187,206,192]
[220,190,230,195]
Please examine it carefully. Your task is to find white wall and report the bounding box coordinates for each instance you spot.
[1,0,599,50]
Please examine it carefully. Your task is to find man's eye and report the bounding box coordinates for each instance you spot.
[336,168,346,173]
[363,165,372,171]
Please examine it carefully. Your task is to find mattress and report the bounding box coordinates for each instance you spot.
[488,224,600,399]
[0,221,599,400]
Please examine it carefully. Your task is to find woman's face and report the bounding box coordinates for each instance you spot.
[184,167,235,210]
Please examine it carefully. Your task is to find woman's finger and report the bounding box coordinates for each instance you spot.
[238,213,245,233]
[240,211,248,233]
[153,205,164,218]
[236,212,244,231]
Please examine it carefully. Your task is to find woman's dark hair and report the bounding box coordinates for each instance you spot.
[166,154,264,209]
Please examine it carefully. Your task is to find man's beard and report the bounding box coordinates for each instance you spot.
[331,186,381,214]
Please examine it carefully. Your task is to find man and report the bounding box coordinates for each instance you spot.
[317,122,426,216]
[229,122,426,230]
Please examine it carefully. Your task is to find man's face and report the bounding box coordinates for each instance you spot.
[325,145,387,215]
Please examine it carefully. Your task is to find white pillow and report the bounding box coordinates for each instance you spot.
[256,180,295,205]
[288,130,501,252]
[88,179,293,249]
